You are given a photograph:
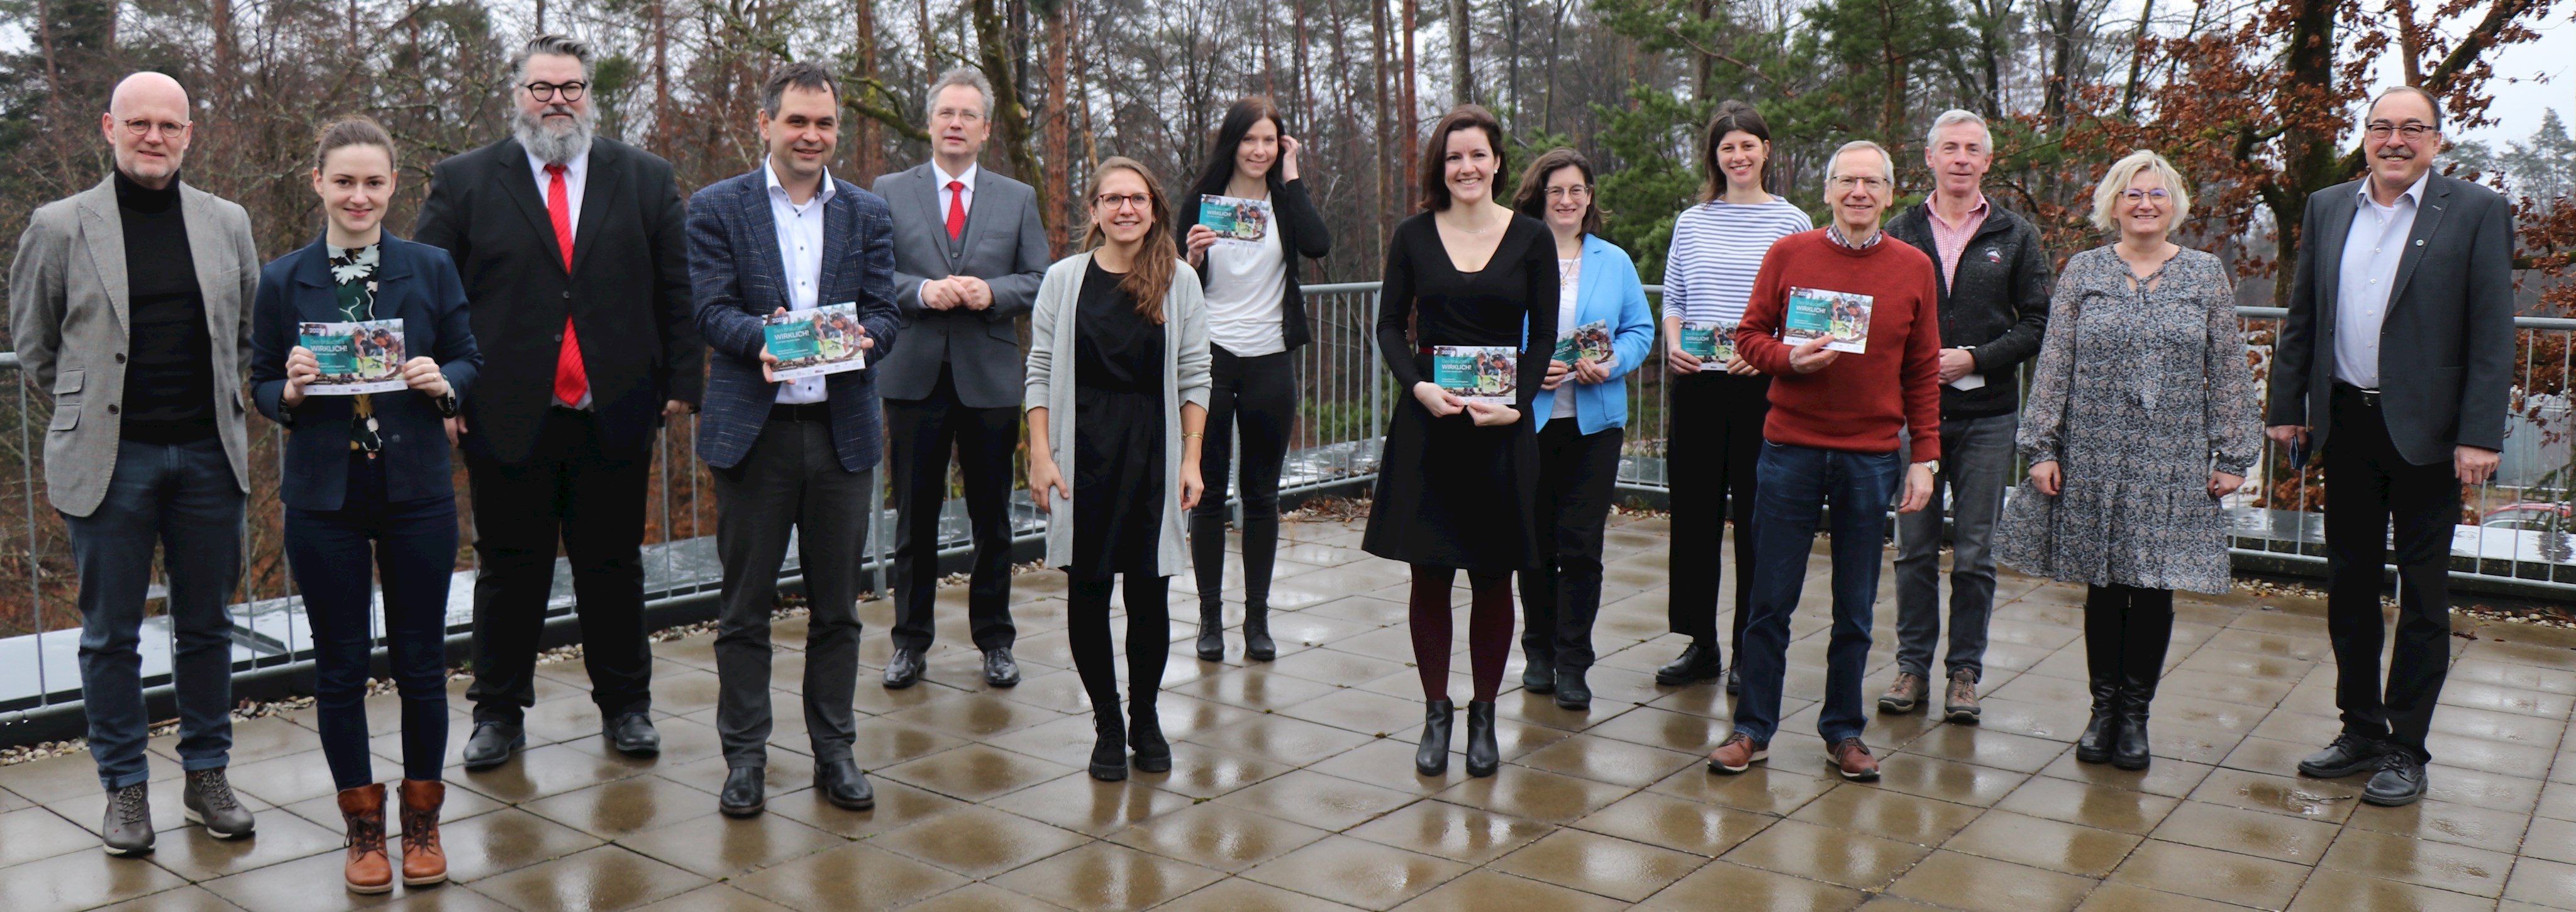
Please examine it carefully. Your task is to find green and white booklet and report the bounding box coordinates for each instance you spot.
[1679,320,1735,362]
[297,319,408,394]
[1785,287,1872,354]
[1430,345,1517,406]
[1197,194,1273,248]
[1552,320,1613,365]
[765,303,867,380]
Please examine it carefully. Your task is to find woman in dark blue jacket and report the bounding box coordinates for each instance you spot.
[248,117,480,894]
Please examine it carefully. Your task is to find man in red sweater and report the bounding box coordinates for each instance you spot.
[1706,140,1943,782]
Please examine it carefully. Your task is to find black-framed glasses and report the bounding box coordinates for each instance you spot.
[2364,121,2435,142]
[524,81,588,103]
[1094,192,1153,210]
[119,118,187,138]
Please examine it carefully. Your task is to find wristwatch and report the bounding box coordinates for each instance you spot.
[1913,459,1940,474]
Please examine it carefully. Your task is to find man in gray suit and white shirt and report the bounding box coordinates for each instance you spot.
[2268,86,2516,808]
[871,67,1050,689]
[9,72,262,855]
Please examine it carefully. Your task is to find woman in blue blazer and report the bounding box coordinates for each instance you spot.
[1513,148,1655,709]
[248,118,480,894]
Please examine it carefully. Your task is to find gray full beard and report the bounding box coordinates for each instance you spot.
[513,104,597,165]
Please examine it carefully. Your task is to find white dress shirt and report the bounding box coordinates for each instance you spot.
[529,146,593,408]
[2332,171,2428,389]
[767,160,836,404]
[935,161,978,226]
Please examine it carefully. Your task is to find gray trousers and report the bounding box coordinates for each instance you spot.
[711,417,874,769]
[1894,411,2018,681]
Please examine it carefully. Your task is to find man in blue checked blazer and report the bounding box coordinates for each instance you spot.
[685,61,901,818]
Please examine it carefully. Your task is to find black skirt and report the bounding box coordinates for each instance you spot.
[1067,260,1167,580]
[1362,353,1541,574]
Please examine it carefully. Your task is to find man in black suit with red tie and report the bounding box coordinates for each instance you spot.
[413,33,704,770]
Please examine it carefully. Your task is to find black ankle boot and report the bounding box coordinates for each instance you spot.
[2076,677,2119,765]
[1089,715,1129,781]
[2111,692,2153,770]
[1416,699,1454,776]
[1242,603,1276,662]
[1464,701,1500,777]
[1129,708,1170,773]
[1194,603,1225,662]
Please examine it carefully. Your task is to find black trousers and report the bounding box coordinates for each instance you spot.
[1667,370,1767,656]
[1191,347,1296,609]
[1068,574,1170,724]
[883,366,1019,653]
[1520,421,1624,670]
[710,416,872,769]
[465,408,654,724]
[2323,383,2459,762]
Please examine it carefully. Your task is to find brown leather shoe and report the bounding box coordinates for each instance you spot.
[336,784,393,894]
[1943,669,1982,722]
[1879,672,1926,713]
[397,779,447,887]
[1707,731,1768,774]
[1828,737,1881,781]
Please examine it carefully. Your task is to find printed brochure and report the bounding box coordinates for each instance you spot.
[1552,320,1613,365]
[1785,287,1872,354]
[297,319,408,395]
[1197,194,1274,247]
[765,303,867,380]
[1430,345,1517,406]
[1679,320,1735,362]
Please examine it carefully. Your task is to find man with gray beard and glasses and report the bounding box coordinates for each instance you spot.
[413,33,703,772]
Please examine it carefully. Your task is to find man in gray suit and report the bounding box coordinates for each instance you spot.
[8,72,262,855]
[870,67,1050,689]
[2268,86,2516,808]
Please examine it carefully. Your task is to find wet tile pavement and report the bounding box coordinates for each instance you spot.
[6,515,2576,911]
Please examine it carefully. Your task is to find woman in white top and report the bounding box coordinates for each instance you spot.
[1654,100,1812,694]
[1179,96,1333,664]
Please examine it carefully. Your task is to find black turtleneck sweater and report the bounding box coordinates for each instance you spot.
[115,169,216,444]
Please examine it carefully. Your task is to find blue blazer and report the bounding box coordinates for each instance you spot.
[251,234,482,511]
[1532,235,1655,435]
[687,167,901,472]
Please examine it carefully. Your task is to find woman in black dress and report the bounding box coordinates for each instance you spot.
[1365,106,1558,778]
[1026,157,1213,781]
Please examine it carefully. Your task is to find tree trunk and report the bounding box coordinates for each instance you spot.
[2041,0,2080,131]
[2121,0,2155,118]
[1043,2,1071,257]
[1694,0,1715,103]
[1404,0,1420,213]
[2268,0,2341,306]
[1978,0,2008,118]
[972,0,1042,202]
[920,0,935,89]
[853,0,878,180]
[1446,0,1469,106]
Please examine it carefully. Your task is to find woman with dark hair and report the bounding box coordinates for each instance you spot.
[1178,96,1331,663]
[250,116,480,893]
[1365,106,1556,777]
[1653,99,1812,694]
[1026,157,1212,781]
[1510,149,1653,710]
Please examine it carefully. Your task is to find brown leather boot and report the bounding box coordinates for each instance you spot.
[336,784,392,894]
[397,779,447,887]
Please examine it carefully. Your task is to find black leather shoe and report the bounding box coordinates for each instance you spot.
[461,721,525,772]
[2297,733,2392,779]
[2362,752,2428,807]
[984,648,1021,687]
[1463,700,1500,777]
[1130,712,1172,774]
[1416,699,1454,776]
[1553,667,1592,711]
[606,712,660,758]
[718,767,765,817]
[1655,641,1722,686]
[1726,666,1740,695]
[813,759,874,811]
[2111,701,2152,770]
[1089,717,1128,782]
[101,783,154,856]
[882,648,924,689]
[1242,604,1277,662]
[1522,655,1555,694]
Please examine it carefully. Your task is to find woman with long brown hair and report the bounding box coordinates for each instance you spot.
[1363,106,1557,778]
[1025,157,1213,781]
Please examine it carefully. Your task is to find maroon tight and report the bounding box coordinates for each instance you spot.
[1409,565,1516,703]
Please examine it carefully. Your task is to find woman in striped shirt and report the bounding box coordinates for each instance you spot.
[1654,100,1813,694]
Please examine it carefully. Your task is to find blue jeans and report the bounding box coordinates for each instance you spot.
[62,438,246,791]
[1892,411,2018,681]
[284,453,457,790]
[1733,441,1902,745]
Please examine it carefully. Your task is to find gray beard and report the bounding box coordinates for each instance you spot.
[513,104,596,165]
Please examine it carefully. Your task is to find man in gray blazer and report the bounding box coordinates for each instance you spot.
[8,72,262,855]
[869,67,1050,689]
[2268,86,2516,808]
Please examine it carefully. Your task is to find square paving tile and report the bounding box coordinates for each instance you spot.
[436,806,608,882]
[1487,828,1707,902]
[617,809,847,879]
[726,843,966,912]
[1570,790,1774,857]
[1719,818,1933,890]
[1432,767,1630,825]
[2285,869,2499,912]
[85,884,261,912]
[1185,716,1377,767]
[1785,784,1983,845]
[869,805,1091,878]
[2316,825,2517,898]
[1343,799,1553,865]
[1387,870,1629,912]
[2107,840,2311,910]
[630,885,797,912]
[465,844,710,912]
[1941,809,2140,877]
[875,744,1078,803]
[1211,769,1416,831]
[1887,849,2096,912]
[0,848,189,912]
[1241,835,1470,910]
[984,770,1197,837]
[2150,799,2342,864]
[1635,859,1866,912]
[1156,877,1367,911]
[1111,800,1332,871]
[989,839,1226,911]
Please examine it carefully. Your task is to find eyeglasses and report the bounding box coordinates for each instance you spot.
[2120,189,2170,203]
[1828,175,1888,192]
[523,81,588,103]
[1094,192,1153,211]
[118,118,188,138]
[1544,185,1593,200]
[2364,121,2435,142]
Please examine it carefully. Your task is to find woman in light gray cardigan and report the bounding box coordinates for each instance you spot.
[1026,157,1213,782]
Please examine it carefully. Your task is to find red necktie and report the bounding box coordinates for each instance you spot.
[545,164,589,406]
[945,180,966,242]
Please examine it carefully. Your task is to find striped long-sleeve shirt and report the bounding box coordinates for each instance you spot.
[1660,197,1813,325]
